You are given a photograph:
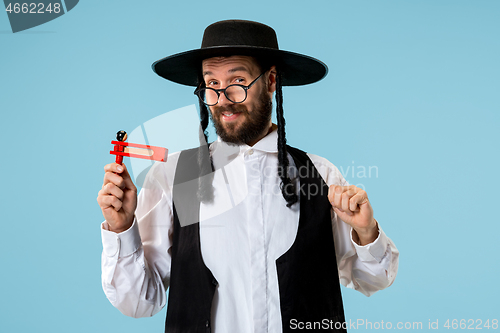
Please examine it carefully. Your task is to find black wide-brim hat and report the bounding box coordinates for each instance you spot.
[152,20,328,87]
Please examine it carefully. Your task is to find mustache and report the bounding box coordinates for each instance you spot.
[212,104,248,116]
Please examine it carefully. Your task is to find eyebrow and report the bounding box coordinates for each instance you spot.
[203,66,251,77]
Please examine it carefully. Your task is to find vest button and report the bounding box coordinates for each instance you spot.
[212,279,218,286]
[206,320,210,327]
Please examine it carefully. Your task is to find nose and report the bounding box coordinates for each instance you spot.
[217,87,234,106]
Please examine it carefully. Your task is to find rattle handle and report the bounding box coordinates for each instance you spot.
[114,144,124,164]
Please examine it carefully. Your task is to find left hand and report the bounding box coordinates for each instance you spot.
[328,185,378,245]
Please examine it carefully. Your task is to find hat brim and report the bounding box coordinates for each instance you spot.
[152,46,328,87]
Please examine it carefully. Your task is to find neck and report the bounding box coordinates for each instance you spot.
[247,122,276,146]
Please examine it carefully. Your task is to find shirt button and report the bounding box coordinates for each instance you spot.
[247,149,254,155]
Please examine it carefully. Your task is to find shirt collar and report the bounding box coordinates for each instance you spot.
[211,124,279,155]
[251,126,278,153]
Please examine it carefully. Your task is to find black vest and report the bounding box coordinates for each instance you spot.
[165,146,346,333]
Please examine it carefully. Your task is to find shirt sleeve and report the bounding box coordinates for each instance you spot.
[308,153,399,297]
[101,160,175,317]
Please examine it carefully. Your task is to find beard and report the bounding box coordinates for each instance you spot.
[209,86,273,145]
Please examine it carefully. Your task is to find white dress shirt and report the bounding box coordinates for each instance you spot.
[101,128,399,333]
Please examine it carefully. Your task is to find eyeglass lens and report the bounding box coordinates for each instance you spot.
[204,85,247,105]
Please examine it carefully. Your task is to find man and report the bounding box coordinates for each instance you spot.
[97,20,399,333]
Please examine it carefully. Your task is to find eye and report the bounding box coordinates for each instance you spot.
[206,80,219,87]
[233,77,246,84]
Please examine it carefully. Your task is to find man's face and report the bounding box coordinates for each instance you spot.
[201,56,275,146]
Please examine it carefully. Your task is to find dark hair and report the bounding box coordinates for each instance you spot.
[197,90,215,203]
[275,69,298,207]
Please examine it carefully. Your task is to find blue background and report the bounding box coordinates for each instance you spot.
[1,0,499,332]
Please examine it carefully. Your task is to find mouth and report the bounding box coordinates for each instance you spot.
[220,111,242,121]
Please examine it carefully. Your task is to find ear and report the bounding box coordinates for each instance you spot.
[267,65,277,93]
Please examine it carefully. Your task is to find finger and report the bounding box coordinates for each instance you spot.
[104,162,124,174]
[332,206,350,222]
[104,163,136,192]
[98,194,123,212]
[341,189,357,214]
[329,185,347,210]
[333,185,346,210]
[349,190,369,212]
[328,185,336,204]
[101,182,124,200]
[118,164,137,192]
[103,172,126,189]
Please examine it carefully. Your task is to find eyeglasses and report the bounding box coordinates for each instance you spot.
[194,72,265,106]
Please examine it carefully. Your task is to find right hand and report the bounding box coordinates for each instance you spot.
[97,163,137,233]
